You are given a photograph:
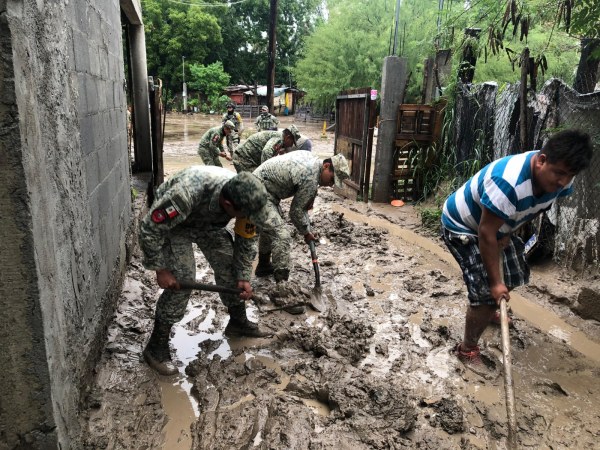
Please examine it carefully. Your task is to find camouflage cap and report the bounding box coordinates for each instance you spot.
[223,172,268,217]
[223,120,235,130]
[261,105,269,112]
[285,124,301,145]
[227,102,236,109]
[330,154,350,189]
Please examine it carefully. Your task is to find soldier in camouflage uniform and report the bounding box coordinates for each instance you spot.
[197,120,235,167]
[252,152,350,312]
[294,136,313,152]
[255,105,279,131]
[139,168,272,375]
[222,102,244,154]
[232,125,301,173]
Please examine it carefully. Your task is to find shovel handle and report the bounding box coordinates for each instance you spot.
[178,281,242,296]
[498,254,518,449]
[500,297,518,448]
[177,281,268,308]
[308,240,321,287]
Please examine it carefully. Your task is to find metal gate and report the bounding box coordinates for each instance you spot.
[334,88,377,201]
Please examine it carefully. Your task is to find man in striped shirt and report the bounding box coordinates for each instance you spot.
[441,129,593,374]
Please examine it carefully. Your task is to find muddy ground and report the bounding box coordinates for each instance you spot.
[82,114,600,449]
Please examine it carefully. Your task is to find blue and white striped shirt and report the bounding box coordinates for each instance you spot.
[441,151,573,237]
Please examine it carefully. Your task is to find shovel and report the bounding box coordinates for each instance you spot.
[177,280,266,311]
[307,240,326,312]
[498,254,518,449]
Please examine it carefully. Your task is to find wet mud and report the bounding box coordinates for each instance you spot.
[82,115,600,449]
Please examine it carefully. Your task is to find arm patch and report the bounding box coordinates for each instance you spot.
[151,201,180,223]
[234,217,257,238]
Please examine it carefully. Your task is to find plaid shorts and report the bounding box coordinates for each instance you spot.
[441,225,530,306]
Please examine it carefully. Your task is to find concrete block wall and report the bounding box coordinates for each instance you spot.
[0,0,133,448]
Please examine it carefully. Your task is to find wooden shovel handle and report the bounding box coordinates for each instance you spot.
[499,255,518,449]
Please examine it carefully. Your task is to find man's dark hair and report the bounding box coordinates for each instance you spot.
[541,129,593,173]
[323,158,333,173]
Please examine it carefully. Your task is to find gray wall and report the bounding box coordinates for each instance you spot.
[0,0,136,448]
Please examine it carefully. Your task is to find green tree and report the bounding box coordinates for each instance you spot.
[187,61,231,101]
[294,0,389,108]
[441,0,591,86]
[142,0,223,89]
[207,0,324,86]
[295,0,440,108]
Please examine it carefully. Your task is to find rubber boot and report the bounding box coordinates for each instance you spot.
[255,252,274,277]
[143,321,178,376]
[225,304,273,338]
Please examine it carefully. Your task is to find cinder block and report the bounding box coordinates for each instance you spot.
[84,153,100,196]
[79,115,95,156]
[73,30,89,73]
[85,74,99,115]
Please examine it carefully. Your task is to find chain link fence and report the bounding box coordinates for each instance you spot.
[454,78,600,273]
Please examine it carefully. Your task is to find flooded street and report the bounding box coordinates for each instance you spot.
[82,113,600,449]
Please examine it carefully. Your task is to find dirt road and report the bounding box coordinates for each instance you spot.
[82,113,600,449]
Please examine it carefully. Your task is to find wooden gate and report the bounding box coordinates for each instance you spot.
[391,101,446,201]
[334,88,377,201]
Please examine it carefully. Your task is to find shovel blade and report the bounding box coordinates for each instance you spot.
[309,286,326,312]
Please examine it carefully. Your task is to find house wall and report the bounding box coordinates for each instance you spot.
[0,0,137,448]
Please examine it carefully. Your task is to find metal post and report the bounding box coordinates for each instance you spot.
[182,56,187,113]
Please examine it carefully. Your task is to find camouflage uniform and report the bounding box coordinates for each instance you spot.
[139,166,268,326]
[222,110,243,153]
[197,125,229,167]
[232,130,282,173]
[252,151,323,276]
[255,112,279,131]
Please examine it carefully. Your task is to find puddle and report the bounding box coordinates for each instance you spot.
[158,377,195,450]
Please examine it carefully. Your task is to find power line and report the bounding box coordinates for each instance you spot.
[165,0,249,7]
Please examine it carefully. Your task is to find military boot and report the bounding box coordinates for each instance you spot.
[273,268,290,283]
[255,252,274,277]
[143,321,178,376]
[225,305,273,338]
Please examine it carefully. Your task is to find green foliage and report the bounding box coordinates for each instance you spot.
[570,0,600,39]
[187,61,230,98]
[142,0,223,87]
[419,207,443,232]
[208,0,323,85]
[294,0,399,108]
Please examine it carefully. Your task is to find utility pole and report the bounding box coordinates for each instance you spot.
[392,0,401,55]
[266,0,278,111]
[182,56,187,113]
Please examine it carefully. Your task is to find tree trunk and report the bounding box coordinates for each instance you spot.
[519,47,529,152]
[573,38,600,94]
